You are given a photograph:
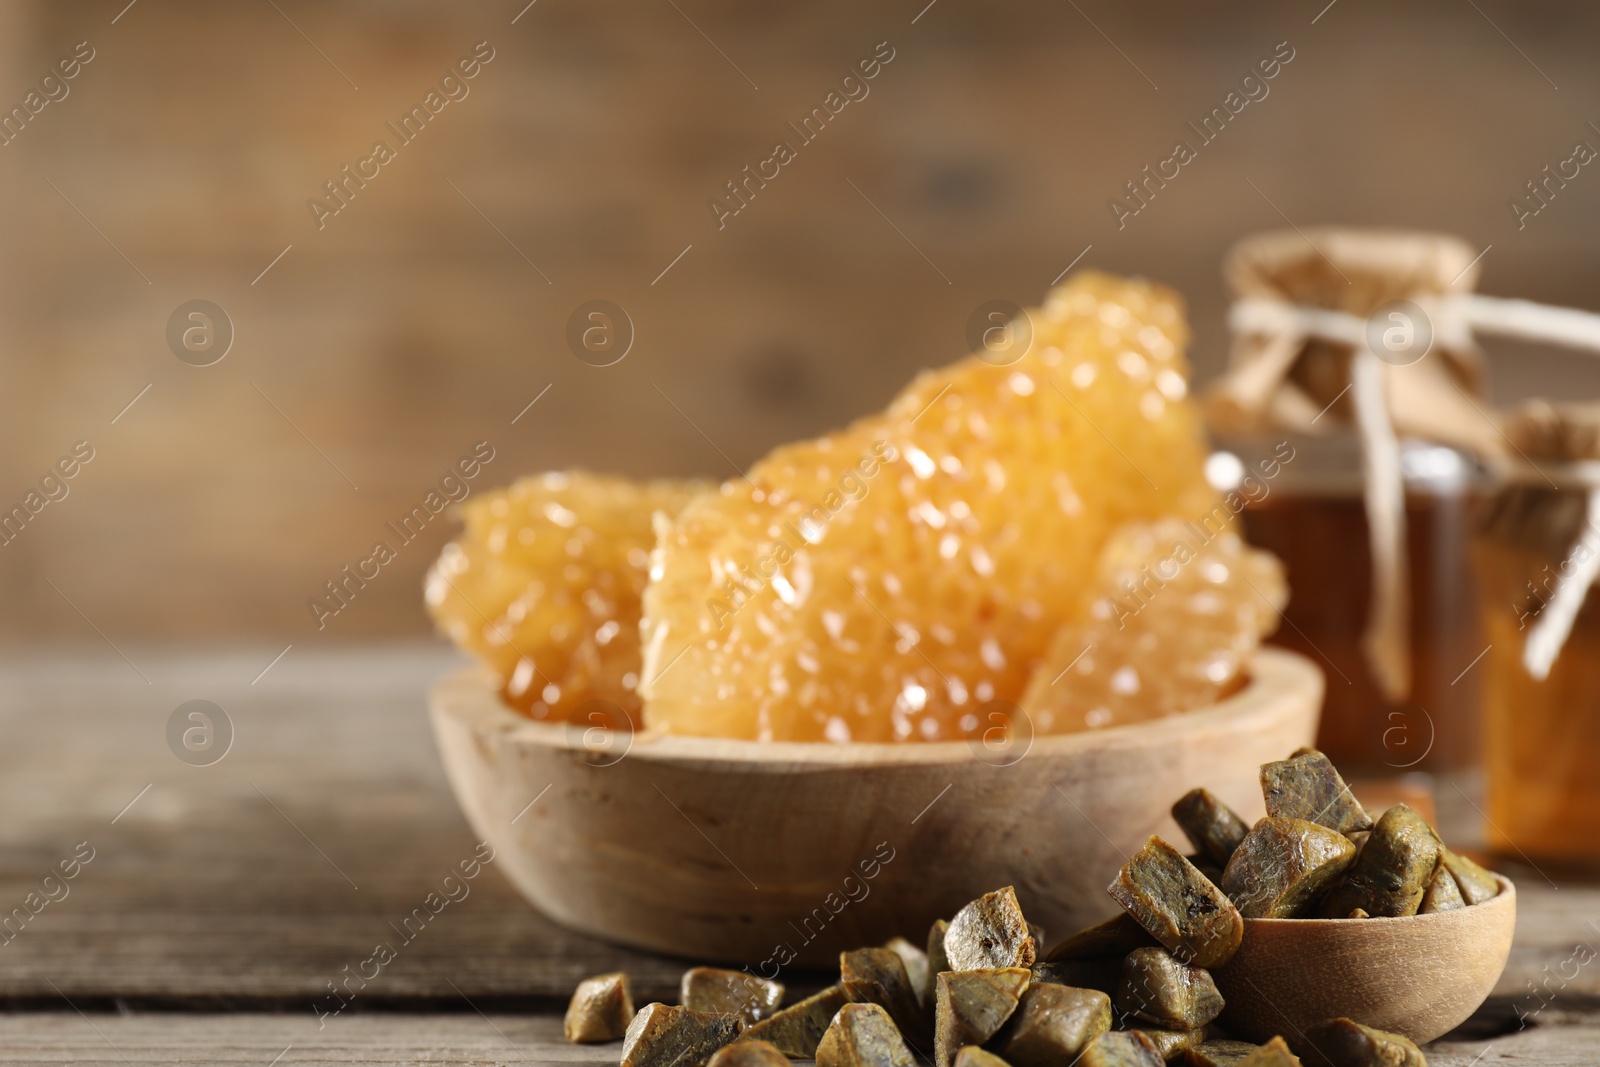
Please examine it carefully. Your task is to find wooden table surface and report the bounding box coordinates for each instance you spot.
[2,645,1594,1064]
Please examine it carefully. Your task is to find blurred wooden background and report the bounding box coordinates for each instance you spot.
[1,0,1598,644]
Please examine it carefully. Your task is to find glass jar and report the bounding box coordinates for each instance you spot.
[1472,465,1600,865]
[1213,432,1486,775]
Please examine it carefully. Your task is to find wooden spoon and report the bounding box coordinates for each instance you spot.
[1213,875,1516,1052]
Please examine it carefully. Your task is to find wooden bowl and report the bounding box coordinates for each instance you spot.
[1214,875,1516,1051]
[429,647,1321,964]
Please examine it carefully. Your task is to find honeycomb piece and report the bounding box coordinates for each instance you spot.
[641,271,1219,741]
[1020,518,1286,735]
[426,472,707,724]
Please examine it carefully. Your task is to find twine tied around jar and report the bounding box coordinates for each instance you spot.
[1206,228,1600,697]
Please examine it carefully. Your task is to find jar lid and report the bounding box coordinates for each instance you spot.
[1494,400,1600,487]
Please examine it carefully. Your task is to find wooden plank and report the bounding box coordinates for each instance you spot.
[0,646,1596,1018]
[0,646,697,1005]
[0,1011,1592,1066]
[0,1013,609,1066]
[4,0,1600,644]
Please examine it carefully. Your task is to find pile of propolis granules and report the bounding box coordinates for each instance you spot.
[559,749,1498,1066]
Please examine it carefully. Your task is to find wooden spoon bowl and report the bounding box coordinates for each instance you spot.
[1213,875,1517,1051]
[430,647,1321,964]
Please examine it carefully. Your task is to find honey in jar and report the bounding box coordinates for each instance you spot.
[1473,473,1600,865]
[1219,434,1485,775]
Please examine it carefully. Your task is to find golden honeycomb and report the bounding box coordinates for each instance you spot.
[426,472,708,725]
[1020,517,1287,734]
[638,271,1220,741]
